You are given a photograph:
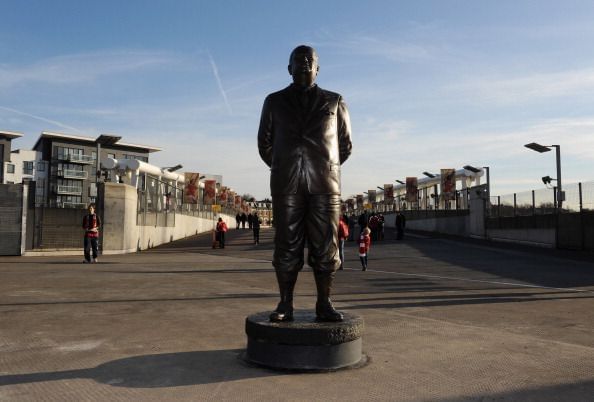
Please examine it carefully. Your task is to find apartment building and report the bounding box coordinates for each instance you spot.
[0,130,24,184]
[33,131,161,208]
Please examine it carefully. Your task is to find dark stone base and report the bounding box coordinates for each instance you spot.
[244,310,365,371]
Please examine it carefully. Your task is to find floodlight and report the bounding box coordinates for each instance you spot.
[463,165,481,173]
[525,143,551,153]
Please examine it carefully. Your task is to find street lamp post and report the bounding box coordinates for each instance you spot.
[524,143,562,209]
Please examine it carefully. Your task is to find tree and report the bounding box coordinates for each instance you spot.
[241,193,256,202]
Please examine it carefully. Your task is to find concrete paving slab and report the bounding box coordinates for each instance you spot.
[1,227,594,401]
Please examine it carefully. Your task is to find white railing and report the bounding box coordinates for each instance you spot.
[65,154,95,164]
[60,202,87,209]
[59,169,88,179]
[57,185,82,195]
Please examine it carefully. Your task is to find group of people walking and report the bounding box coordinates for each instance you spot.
[337,211,406,272]
[235,212,262,231]
[212,212,263,249]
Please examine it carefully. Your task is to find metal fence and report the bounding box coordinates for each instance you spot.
[136,175,238,227]
[488,180,594,217]
[348,188,473,215]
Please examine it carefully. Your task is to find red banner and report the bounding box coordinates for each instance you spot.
[356,194,364,209]
[406,177,418,203]
[441,169,456,201]
[183,172,200,204]
[203,179,216,205]
[219,186,228,204]
[384,184,394,204]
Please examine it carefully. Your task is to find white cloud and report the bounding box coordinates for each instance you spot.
[449,68,594,103]
[0,50,179,88]
[0,105,84,133]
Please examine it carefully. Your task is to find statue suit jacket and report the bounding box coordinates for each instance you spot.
[258,84,352,196]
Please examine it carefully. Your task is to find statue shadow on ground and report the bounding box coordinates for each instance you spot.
[0,349,276,388]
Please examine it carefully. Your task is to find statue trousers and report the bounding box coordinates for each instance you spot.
[272,173,341,274]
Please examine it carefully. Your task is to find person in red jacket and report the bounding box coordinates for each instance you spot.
[82,203,101,263]
[338,214,349,270]
[359,227,371,271]
[216,217,228,248]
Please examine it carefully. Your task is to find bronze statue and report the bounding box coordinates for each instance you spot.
[258,45,352,322]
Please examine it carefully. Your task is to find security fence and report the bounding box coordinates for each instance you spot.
[488,180,594,217]
[136,174,238,227]
[487,180,594,251]
[348,188,474,215]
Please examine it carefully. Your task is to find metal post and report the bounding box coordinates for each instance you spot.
[579,182,585,250]
[553,186,558,249]
[484,166,490,201]
[513,193,517,216]
[497,196,501,218]
[532,190,535,215]
[579,182,583,212]
[554,145,562,210]
[96,142,101,187]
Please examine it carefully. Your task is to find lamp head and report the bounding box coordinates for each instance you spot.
[525,143,551,153]
[463,165,481,173]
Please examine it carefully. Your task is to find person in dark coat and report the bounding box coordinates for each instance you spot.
[82,203,101,263]
[235,213,241,229]
[258,45,352,322]
[348,213,357,241]
[357,211,368,238]
[252,212,261,245]
[396,211,406,240]
[240,212,247,229]
[247,213,253,229]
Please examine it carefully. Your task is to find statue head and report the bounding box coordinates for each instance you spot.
[288,45,319,88]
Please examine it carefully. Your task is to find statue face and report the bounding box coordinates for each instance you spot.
[288,46,319,88]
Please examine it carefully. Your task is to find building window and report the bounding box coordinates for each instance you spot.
[107,153,115,159]
[37,161,45,171]
[7,163,15,173]
[123,154,148,162]
[92,151,97,160]
[54,146,83,159]
[23,161,34,175]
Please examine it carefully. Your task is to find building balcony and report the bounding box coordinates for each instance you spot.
[57,154,95,164]
[56,185,83,195]
[60,202,87,209]
[58,169,88,179]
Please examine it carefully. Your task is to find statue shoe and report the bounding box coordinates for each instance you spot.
[315,301,343,322]
[269,302,294,322]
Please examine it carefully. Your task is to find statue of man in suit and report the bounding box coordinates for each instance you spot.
[258,45,352,322]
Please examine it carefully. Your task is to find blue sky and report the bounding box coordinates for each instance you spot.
[2,0,594,200]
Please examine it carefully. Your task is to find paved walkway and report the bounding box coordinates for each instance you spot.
[1,227,594,401]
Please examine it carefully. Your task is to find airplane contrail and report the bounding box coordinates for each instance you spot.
[207,52,232,115]
[0,105,84,134]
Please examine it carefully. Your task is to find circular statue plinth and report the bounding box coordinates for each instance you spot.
[244,310,365,371]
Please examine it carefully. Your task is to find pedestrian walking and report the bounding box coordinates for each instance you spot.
[235,213,241,229]
[396,211,406,240]
[82,203,101,263]
[357,211,368,238]
[348,213,356,241]
[216,217,228,248]
[359,227,371,271]
[252,212,261,244]
[338,215,349,270]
